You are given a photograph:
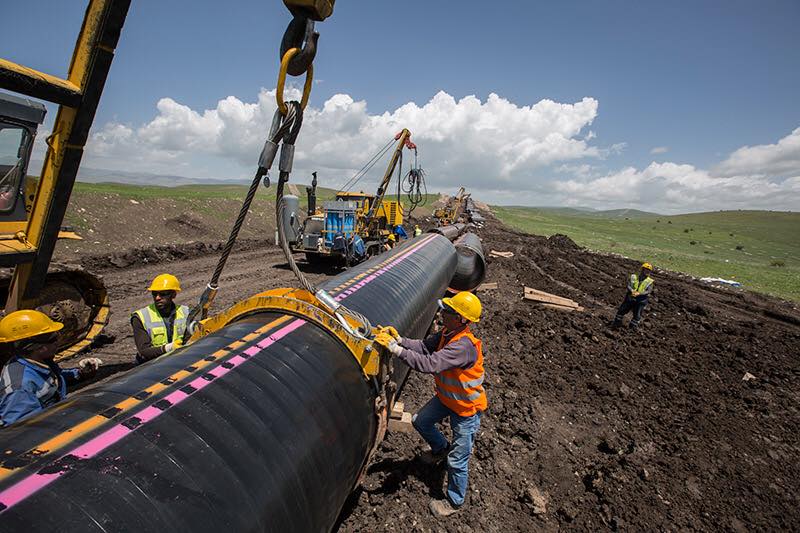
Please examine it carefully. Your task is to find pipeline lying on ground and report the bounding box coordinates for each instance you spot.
[450,231,487,292]
[0,232,487,532]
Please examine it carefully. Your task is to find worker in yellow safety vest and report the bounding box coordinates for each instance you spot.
[612,262,655,329]
[414,224,422,237]
[132,274,189,364]
[374,291,486,518]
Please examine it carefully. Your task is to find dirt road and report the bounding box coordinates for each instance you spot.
[57,213,799,531]
[65,241,330,372]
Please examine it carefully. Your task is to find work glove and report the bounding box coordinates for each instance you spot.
[78,357,102,378]
[373,332,402,356]
[163,342,175,354]
[376,325,401,341]
[631,291,640,297]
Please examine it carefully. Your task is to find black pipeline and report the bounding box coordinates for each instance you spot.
[0,233,483,532]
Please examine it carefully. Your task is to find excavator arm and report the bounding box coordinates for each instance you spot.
[360,128,415,233]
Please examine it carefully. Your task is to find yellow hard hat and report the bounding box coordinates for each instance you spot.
[387,234,396,242]
[0,309,63,343]
[148,273,181,292]
[641,262,653,270]
[440,291,482,323]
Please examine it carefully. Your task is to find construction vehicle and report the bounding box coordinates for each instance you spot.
[0,69,109,359]
[433,186,470,226]
[287,129,416,263]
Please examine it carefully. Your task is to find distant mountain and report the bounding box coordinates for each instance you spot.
[587,208,660,218]
[68,165,252,187]
[503,206,660,217]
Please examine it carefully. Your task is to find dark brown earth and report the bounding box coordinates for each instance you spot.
[53,207,800,531]
[337,214,800,532]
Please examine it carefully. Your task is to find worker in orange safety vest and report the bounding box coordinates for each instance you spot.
[374,291,486,518]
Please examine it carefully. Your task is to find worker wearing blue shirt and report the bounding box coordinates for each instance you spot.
[0,310,99,427]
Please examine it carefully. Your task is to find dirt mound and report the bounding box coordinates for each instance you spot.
[165,213,210,238]
[338,212,800,531]
[80,239,268,271]
[547,233,580,250]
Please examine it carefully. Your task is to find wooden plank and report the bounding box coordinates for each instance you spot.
[523,286,580,308]
[388,412,414,433]
[478,282,498,291]
[539,303,585,313]
[489,250,514,258]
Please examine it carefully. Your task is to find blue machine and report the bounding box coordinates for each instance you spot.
[323,200,357,248]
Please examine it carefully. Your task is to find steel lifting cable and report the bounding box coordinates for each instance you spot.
[272,105,372,335]
[186,104,300,325]
[337,137,396,194]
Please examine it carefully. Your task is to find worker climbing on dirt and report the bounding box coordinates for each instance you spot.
[612,262,655,329]
[374,291,486,518]
[414,224,423,237]
[0,310,100,426]
[132,274,189,363]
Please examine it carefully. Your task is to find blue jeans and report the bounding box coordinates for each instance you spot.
[412,395,482,507]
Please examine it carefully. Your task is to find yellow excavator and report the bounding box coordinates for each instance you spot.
[433,186,469,226]
[0,0,131,360]
[0,92,108,360]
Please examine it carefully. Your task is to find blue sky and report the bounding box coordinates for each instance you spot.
[2,1,799,212]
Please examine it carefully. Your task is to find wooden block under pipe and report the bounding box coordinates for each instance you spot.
[390,402,405,420]
[388,412,414,433]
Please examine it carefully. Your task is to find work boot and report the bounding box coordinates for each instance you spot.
[429,498,460,518]
[610,317,622,329]
[419,446,450,465]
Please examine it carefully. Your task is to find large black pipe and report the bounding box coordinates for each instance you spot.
[449,232,486,292]
[0,233,458,532]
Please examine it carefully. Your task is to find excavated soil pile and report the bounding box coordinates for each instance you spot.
[338,214,800,531]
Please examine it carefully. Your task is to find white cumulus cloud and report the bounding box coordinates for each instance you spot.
[41,88,800,213]
[75,88,602,194]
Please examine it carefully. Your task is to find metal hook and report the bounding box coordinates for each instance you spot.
[280,16,319,77]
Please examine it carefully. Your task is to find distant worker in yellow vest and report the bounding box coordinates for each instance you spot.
[414,224,423,237]
[612,262,655,329]
[374,291,486,518]
[383,233,396,252]
[132,274,189,364]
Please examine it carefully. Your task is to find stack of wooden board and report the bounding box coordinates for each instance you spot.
[523,286,584,312]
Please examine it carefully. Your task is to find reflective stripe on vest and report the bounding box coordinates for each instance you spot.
[433,329,487,416]
[134,304,189,348]
[630,274,653,293]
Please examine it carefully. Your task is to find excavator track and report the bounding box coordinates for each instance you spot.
[0,264,109,361]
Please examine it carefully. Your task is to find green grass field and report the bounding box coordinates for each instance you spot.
[494,206,800,302]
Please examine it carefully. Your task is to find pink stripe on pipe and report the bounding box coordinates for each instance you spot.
[164,389,189,405]
[0,471,63,509]
[0,318,306,514]
[71,424,132,460]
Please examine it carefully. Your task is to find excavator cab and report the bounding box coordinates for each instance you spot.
[0,92,43,228]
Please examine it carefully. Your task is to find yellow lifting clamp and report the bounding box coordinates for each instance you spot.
[189,288,382,377]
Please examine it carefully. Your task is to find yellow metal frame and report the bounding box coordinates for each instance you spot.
[189,288,380,376]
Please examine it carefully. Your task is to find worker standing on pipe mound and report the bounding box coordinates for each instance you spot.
[375,291,486,518]
[132,274,189,364]
[0,310,99,426]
